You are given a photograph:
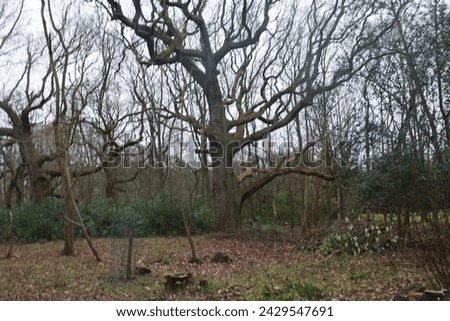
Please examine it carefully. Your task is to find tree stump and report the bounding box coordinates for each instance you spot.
[164,273,192,291]
[211,252,232,263]
[135,266,151,276]
[188,256,202,264]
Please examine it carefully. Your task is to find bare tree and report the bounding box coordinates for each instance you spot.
[0,1,56,203]
[81,29,145,202]
[40,0,102,259]
[129,66,175,192]
[0,50,55,203]
[357,0,450,229]
[94,0,394,231]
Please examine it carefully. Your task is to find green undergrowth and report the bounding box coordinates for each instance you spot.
[0,196,214,243]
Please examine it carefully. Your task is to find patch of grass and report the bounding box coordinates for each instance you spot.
[229,266,326,300]
[269,280,322,300]
[349,271,370,281]
[380,269,396,281]
[298,282,324,300]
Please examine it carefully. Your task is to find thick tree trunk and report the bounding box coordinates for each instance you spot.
[205,63,243,231]
[212,165,242,232]
[19,140,51,202]
[104,168,117,201]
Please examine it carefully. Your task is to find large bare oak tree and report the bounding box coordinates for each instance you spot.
[95,0,392,231]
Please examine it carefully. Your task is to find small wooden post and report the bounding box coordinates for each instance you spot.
[126,226,134,280]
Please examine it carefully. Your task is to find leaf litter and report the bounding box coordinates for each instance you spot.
[0,235,428,300]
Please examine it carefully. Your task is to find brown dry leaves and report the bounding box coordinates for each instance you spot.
[0,236,428,300]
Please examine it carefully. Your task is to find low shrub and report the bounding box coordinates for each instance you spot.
[0,195,215,243]
[190,205,215,234]
[126,195,184,236]
[80,198,120,237]
[319,218,399,255]
[84,195,214,237]
[3,199,64,243]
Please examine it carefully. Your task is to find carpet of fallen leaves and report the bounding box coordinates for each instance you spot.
[0,235,429,300]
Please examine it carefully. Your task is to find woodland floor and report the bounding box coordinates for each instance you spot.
[0,234,429,300]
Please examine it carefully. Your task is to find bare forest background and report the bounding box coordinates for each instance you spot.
[0,0,449,264]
